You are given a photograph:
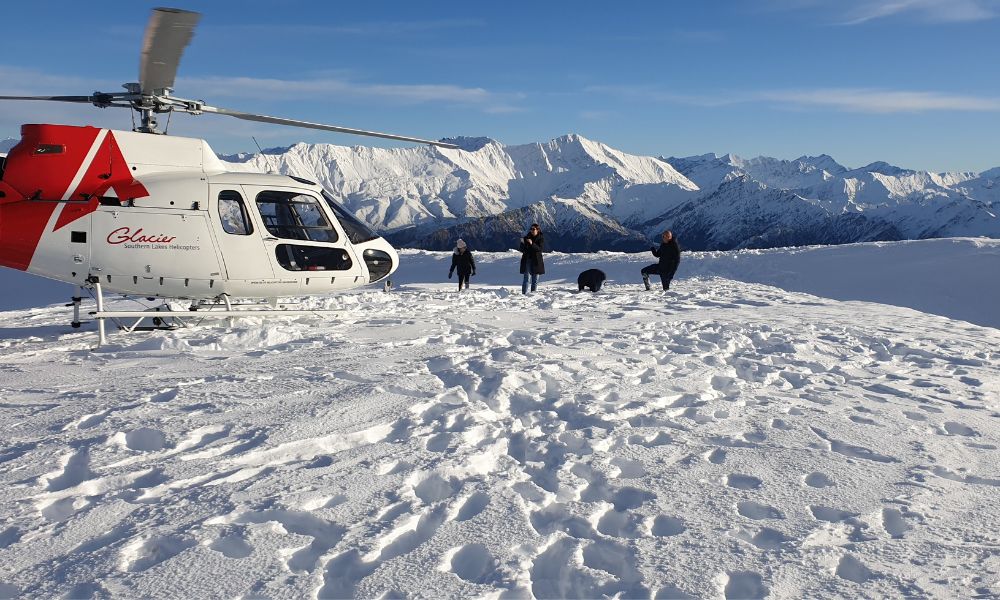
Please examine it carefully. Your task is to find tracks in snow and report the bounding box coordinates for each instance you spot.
[0,280,997,597]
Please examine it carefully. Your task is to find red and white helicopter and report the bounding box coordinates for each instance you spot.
[0,8,457,345]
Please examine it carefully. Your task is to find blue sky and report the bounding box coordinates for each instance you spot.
[1,0,998,171]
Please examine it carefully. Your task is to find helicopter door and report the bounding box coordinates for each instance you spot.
[248,188,359,279]
[210,186,274,279]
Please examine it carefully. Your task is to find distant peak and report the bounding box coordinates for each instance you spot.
[263,144,294,155]
[860,161,906,175]
[438,136,497,152]
[796,153,846,172]
[552,133,593,145]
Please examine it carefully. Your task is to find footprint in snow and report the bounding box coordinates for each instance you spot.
[120,535,196,572]
[723,571,768,600]
[651,515,686,537]
[942,421,978,437]
[725,474,762,490]
[881,507,911,539]
[208,532,253,559]
[597,509,645,539]
[737,501,784,520]
[628,432,673,447]
[123,427,168,452]
[748,527,790,550]
[610,457,646,478]
[804,472,836,488]
[44,448,94,492]
[810,505,858,522]
[410,472,460,504]
[706,448,727,464]
[836,554,876,583]
[425,432,452,453]
[451,491,490,522]
[442,543,499,585]
[149,388,179,403]
[40,497,80,522]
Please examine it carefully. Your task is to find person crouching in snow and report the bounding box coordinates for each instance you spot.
[448,239,476,291]
[641,230,680,290]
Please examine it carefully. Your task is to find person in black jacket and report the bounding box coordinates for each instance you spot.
[448,239,476,291]
[641,230,680,290]
[519,223,545,294]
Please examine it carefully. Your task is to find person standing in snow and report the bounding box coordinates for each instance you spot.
[448,238,476,291]
[519,223,545,294]
[641,230,680,290]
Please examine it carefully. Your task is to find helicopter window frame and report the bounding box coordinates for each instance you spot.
[217,190,254,236]
[255,190,339,243]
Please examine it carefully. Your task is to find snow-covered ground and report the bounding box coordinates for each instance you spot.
[0,239,998,598]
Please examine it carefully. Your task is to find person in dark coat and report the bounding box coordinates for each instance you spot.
[448,239,476,291]
[641,230,680,290]
[578,269,606,292]
[518,223,545,294]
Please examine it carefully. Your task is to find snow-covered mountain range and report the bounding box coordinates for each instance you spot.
[7,131,997,251]
[219,135,999,251]
[0,137,17,153]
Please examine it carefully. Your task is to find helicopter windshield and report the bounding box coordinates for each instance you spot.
[321,190,378,244]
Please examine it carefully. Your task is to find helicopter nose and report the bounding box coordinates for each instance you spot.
[361,238,398,283]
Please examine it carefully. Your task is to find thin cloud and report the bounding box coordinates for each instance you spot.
[756,88,1000,112]
[839,0,998,24]
[178,75,524,113]
[763,0,1000,24]
[587,84,1000,113]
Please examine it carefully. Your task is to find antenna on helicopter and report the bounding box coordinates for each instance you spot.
[252,136,279,174]
[0,8,459,149]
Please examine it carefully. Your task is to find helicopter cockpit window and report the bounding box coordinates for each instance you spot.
[218,190,253,235]
[321,190,378,244]
[256,191,339,243]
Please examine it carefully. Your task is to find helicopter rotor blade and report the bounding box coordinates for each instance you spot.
[0,95,100,103]
[198,105,459,149]
[0,94,129,108]
[139,8,201,94]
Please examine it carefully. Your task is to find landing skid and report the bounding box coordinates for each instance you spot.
[75,280,336,347]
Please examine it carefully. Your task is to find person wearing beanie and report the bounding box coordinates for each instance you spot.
[448,238,476,291]
[641,230,681,291]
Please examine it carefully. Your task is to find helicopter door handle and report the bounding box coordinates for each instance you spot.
[263,236,279,241]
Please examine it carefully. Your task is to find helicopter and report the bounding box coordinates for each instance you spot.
[0,8,458,345]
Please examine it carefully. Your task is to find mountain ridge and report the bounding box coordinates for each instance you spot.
[218,134,997,251]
